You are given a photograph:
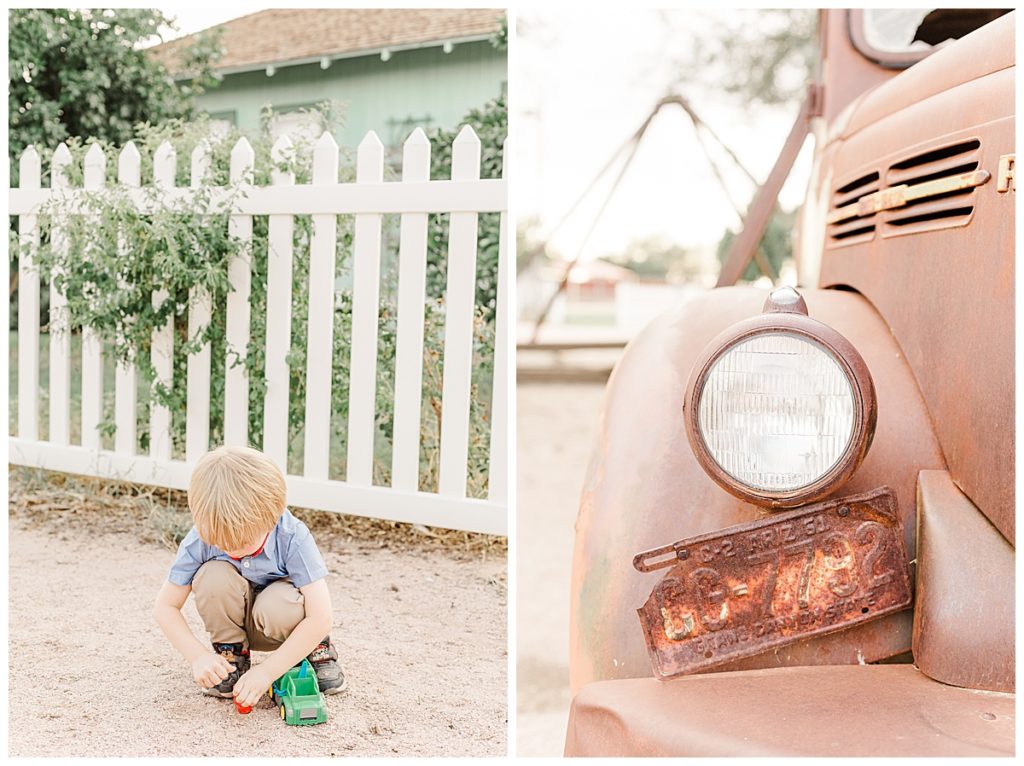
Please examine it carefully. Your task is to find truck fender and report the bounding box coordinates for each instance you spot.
[569,285,945,694]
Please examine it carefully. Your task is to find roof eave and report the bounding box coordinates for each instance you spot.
[165,33,496,81]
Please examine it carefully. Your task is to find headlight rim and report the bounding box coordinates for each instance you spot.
[683,310,877,509]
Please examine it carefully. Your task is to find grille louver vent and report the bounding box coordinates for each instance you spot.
[826,138,986,246]
[827,172,879,244]
[882,140,981,233]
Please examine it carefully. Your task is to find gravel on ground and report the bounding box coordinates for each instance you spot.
[8,471,507,757]
[516,381,607,757]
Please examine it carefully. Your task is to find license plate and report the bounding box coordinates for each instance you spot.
[633,487,912,679]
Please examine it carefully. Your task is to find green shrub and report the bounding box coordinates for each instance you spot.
[15,101,503,498]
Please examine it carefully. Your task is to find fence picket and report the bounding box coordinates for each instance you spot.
[17,147,41,441]
[114,142,141,454]
[48,144,72,446]
[9,129,508,535]
[150,141,176,461]
[186,142,213,463]
[303,132,340,480]
[438,126,481,498]
[80,144,106,451]
[346,131,385,486]
[391,128,431,492]
[263,135,295,471]
[488,136,510,503]
[225,137,255,447]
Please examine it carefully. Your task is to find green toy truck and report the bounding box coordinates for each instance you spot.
[268,659,328,726]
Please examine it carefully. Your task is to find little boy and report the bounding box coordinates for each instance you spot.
[154,445,346,709]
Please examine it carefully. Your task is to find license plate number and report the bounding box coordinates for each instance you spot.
[633,487,912,679]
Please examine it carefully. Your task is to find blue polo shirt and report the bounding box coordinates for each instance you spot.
[168,508,328,589]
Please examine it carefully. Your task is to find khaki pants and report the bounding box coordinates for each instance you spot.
[192,560,305,652]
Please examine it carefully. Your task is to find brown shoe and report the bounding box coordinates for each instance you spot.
[204,642,250,698]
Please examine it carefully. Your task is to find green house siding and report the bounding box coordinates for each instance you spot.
[195,40,506,149]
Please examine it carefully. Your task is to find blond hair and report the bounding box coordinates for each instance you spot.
[188,446,287,550]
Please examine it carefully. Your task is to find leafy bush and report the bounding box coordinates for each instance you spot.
[8,8,221,182]
[15,101,504,498]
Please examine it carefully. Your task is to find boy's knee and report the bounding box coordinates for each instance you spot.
[192,560,246,596]
[252,581,305,639]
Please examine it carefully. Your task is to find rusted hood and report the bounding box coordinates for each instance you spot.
[842,11,1015,139]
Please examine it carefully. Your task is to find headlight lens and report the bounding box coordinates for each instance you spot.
[697,332,855,492]
[685,288,875,508]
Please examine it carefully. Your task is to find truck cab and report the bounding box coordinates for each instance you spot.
[565,9,1014,757]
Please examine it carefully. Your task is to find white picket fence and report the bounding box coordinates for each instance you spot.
[9,127,509,535]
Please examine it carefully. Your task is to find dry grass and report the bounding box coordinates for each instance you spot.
[8,466,507,562]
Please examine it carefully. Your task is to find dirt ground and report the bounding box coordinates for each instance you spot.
[516,381,608,757]
[8,485,507,757]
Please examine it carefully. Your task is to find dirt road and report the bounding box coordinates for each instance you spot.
[9,512,506,757]
[516,381,607,756]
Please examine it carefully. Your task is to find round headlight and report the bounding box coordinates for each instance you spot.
[684,287,876,508]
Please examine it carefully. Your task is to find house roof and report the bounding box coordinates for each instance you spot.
[149,8,504,77]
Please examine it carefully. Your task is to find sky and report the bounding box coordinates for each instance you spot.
[141,7,264,48]
[517,8,814,263]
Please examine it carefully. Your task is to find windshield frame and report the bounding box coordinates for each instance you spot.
[847,8,936,70]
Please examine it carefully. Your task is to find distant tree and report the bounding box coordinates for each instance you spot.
[715,208,797,283]
[516,215,550,274]
[8,8,222,175]
[490,14,508,51]
[600,236,709,283]
[661,9,817,108]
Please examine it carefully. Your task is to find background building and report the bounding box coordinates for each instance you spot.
[149,8,507,150]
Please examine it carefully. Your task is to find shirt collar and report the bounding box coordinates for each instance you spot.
[251,510,285,560]
[261,519,280,559]
[220,510,285,561]
[227,530,269,561]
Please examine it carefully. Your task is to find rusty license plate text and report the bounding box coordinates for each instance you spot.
[633,487,911,679]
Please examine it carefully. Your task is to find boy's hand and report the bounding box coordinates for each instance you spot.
[192,652,234,688]
[233,665,272,709]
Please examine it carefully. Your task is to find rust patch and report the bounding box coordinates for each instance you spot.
[634,487,912,679]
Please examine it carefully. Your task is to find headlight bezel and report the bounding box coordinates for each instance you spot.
[683,293,877,509]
